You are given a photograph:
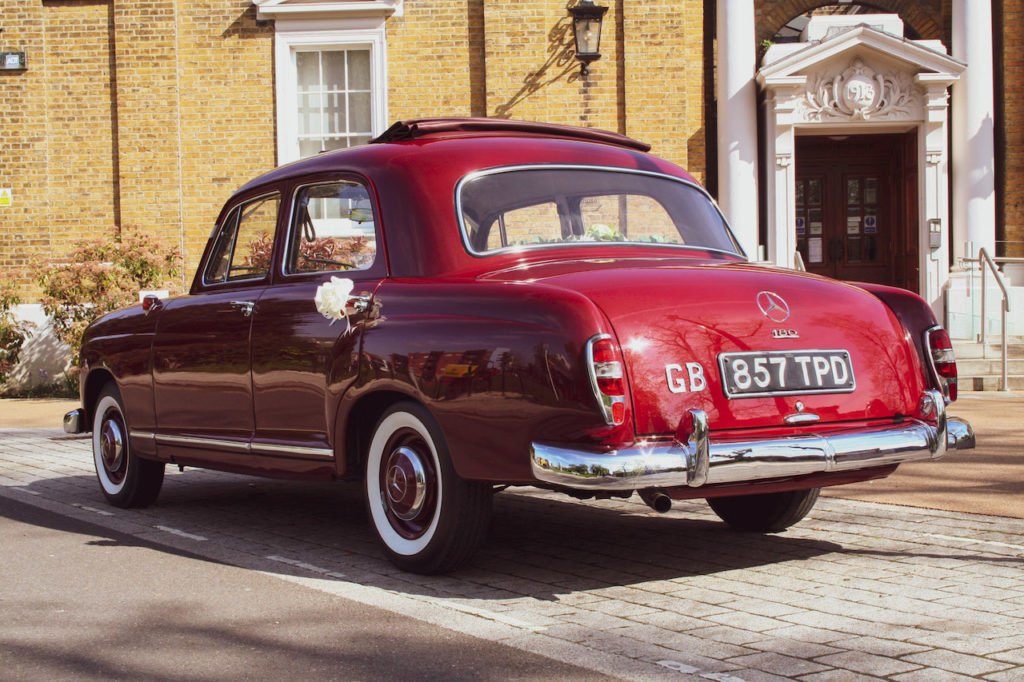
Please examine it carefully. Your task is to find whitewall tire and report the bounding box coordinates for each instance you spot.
[365,402,491,574]
[92,383,164,508]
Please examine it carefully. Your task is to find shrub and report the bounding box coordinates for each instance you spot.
[0,280,30,384]
[38,227,182,368]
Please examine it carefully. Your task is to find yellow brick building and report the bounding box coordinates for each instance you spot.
[0,0,1020,329]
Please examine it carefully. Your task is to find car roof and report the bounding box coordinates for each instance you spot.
[235,118,663,195]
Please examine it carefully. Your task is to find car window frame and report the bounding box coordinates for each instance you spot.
[279,173,388,281]
[199,190,282,289]
[454,164,745,259]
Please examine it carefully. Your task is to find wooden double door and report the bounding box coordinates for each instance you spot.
[795,132,918,292]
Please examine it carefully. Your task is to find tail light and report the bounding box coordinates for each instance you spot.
[925,326,957,402]
[586,334,627,425]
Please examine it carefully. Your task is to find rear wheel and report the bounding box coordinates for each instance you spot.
[92,383,164,508]
[365,402,492,574]
[707,488,819,532]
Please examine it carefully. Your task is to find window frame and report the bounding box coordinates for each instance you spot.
[280,174,388,281]
[455,165,744,259]
[273,22,388,165]
[202,191,282,287]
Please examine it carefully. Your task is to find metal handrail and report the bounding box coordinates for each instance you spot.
[977,248,1010,391]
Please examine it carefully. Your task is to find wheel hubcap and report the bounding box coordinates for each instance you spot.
[384,446,428,521]
[378,429,438,540]
[100,414,126,482]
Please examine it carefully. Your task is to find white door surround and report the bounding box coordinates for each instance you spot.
[757,17,964,311]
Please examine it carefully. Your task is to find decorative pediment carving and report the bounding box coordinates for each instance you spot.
[799,59,923,122]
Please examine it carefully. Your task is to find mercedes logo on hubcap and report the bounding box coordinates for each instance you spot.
[756,291,791,323]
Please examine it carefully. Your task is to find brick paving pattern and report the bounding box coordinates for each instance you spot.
[2,427,1022,680]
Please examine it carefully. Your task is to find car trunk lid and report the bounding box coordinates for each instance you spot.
[485,259,927,435]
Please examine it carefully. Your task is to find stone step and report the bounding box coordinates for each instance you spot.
[952,340,1024,359]
[963,375,1024,391]
[950,339,1024,391]
[955,357,1024,376]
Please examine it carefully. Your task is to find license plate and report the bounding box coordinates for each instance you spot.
[718,349,855,398]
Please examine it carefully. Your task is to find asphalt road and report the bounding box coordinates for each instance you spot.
[0,494,610,681]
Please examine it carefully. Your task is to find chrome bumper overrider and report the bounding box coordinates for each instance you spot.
[63,409,85,434]
[530,390,975,491]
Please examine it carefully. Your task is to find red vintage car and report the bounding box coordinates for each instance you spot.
[64,118,974,573]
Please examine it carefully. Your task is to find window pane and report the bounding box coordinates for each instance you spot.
[462,169,734,254]
[349,92,372,133]
[299,139,322,157]
[323,137,349,151]
[204,210,239,284]
[298,92,323,136]
[296,52,319,90]
[348,50,371,90]
[322,51,347,91]
[288,182,377,273]
[325,92,347,134]
[232,195,280,280]
[292,48,374,160]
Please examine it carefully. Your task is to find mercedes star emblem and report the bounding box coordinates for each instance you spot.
[756,291,791,323]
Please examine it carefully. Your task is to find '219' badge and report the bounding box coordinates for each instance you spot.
[665,363,707,394]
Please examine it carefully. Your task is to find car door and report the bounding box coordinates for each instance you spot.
[250,177,386,463]
[152,192,280,457]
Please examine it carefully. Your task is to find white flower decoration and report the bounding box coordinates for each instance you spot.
[314,276,355,325]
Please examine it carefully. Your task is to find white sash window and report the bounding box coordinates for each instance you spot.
[256,1,398,163]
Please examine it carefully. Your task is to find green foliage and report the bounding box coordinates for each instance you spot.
[0,280,29,384]
[38,228,182,368]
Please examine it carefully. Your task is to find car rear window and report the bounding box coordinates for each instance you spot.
[458,166,739,256]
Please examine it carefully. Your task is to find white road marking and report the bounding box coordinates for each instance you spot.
[72,503,114,517]
[266,554,347,580]
[155,525,207,541]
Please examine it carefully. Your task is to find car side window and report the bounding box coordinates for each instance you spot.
[204,193,281,284]
[287,181,376,274]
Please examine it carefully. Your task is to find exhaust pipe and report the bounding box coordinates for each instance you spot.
[639,488,672,513]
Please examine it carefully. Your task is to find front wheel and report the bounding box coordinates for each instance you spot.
[707,488,819,532]
[365,402,492,574]
[92,383,164,508]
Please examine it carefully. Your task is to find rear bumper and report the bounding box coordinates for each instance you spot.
[530,390,974,491]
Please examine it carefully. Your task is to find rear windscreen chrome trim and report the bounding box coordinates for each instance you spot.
[454,164,746,260]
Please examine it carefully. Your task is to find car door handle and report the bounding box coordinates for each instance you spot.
[230,300,255,317]
[348,294,372,314]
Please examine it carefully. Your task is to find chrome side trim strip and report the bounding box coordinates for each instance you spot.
[249,443,335,459]
[156,434,251,453]
[530,390,973,492]
[144,433,333,460]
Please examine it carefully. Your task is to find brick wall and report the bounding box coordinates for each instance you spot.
[3,0,1017,298]
[1000,0,1024,256]
[0,0,275,297]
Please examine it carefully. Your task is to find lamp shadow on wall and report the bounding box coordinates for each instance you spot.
[493,16,581,117]
[222,5,271,39]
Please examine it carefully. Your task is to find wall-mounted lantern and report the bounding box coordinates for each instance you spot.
[568,0,608,77]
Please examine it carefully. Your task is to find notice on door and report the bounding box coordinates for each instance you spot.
[808,237,823,264]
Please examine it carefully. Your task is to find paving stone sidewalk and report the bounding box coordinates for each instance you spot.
[2,427,1023,681]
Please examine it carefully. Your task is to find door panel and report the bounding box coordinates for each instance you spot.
[250,277,382,455]
[152,287,263,442]
[796,133,917,291]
